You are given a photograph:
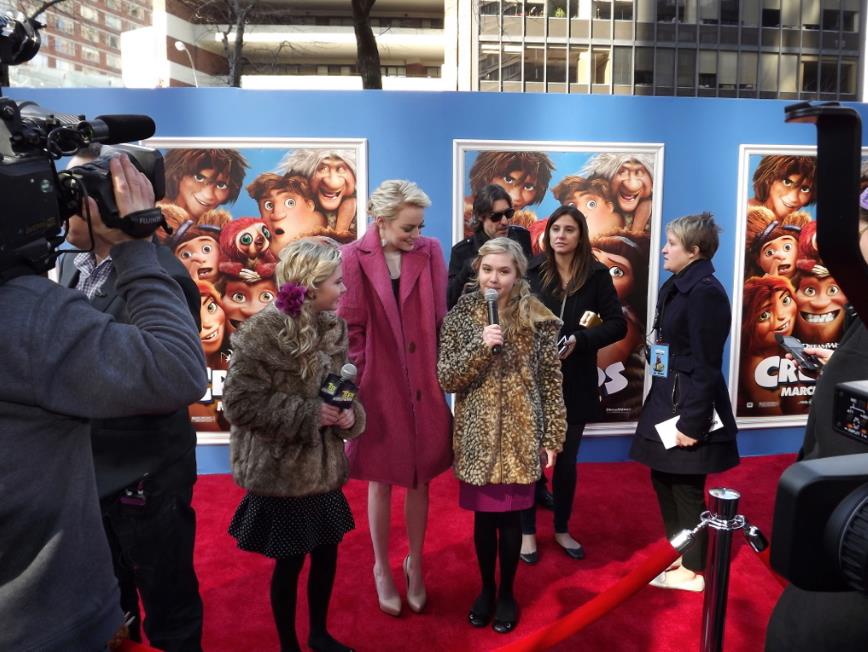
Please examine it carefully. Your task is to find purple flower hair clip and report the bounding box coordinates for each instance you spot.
[275,282,308,317]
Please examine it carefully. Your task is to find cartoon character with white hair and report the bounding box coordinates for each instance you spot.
[278,149,357,236]
[580,153,655,233]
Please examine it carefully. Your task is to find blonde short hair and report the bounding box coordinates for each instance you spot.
[367,179,431,222]
[667,212,721,260]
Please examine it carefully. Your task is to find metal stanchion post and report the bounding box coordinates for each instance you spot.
[700,488,743,652]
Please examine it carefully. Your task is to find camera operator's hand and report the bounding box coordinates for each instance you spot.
[98,154,155,245]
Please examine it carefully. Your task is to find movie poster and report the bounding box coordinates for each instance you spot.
[453,140,664,431]
[144,138,367,436]
[731,146,864,423]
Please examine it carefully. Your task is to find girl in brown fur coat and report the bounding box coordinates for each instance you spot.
[438,237,567,635]
[223,237,365,652]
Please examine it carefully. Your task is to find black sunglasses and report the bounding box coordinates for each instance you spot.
[488,208,515,222]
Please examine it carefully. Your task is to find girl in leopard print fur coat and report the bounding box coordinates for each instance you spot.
[438,237,566,634]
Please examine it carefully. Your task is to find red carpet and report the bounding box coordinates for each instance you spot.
[192,455,794,651]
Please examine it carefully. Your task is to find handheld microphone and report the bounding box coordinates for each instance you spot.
[483,288,502,354]
[80,115,156,145]
[320,363,359,408]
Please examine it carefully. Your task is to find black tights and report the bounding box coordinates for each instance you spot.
[473,510,522,616]
[521,423,585,535]
[271,543,352,652]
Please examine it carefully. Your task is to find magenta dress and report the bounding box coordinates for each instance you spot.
[458,481,535,513]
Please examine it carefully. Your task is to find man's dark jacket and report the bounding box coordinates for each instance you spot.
[447,225,532,309]
[58,245,201,499]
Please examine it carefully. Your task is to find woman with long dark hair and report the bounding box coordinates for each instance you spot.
[519,205,627,563]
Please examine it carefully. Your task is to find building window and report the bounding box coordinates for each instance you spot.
[613,1,634,20]
[106,54,121,70]
[106,0,123,11]
[718,51,737,89]
[503,1,523,16]
[720,0,739,25]
[655,48,675,87]
[129,4,144,20]
[480,1,500,15]
[740,51,758,89]
[821,9,839,30]
[593,1,612,19]
[547,46,568,84]
[107,34,120,49]
[524,47,544,83]
[82,26,100,44]
[54,37,76,56]
[593,48,611,84]
[54,16,75,34]
[635,47,653,85]
[839,58,857,94]
[698,50,717,88]
[502,46,522,81]
[657,0,682,22]
[699,0,719,24]
[613,46,633,85]
[480,45,500,81]
[762,9,781,27]
[80,6,98,22]
[678,50,696,87]
[105,14,123,31]
[82,46,100,64]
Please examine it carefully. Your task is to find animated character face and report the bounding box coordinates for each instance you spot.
[491,171,538,211]
[258,190,326,256]
[757,235,798,279]
[311,264,346,313]
[234,223,272,261]
[794,276,846,344]
[176,168,231,220]
[755,289,797,349]
[563,191,622,239]
[379,205,425,252]
[478,252,519,299]
[199,295,226,356]
[222,278,277,325]
[610,162,652,215]
[176,235,220,282]
[481,198,512,239]
[311,157,355,214]
[593,248,635,301]
[765,175,813,220]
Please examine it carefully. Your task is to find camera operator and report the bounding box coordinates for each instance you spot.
[765,189,868,651]
[54,144,205,651]
[0,154,207,652]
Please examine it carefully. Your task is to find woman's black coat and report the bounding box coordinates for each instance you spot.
[630,258,739,475]
[527,256,627,424]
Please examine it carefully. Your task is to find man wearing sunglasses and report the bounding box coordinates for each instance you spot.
[448,184,533,309]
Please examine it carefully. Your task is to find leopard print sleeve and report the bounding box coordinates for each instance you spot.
[437,294,492,394]
[536,319,567,453]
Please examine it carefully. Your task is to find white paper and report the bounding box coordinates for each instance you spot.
[655,410,724,449]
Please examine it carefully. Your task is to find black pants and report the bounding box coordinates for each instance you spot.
[521,423,585,535]
[650,469,707,572]
[101,454,203,652]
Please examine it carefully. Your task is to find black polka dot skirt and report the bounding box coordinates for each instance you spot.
[228,489,354,558]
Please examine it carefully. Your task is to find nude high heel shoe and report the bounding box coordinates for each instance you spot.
[374,565,401,616]
[404,555,427,613]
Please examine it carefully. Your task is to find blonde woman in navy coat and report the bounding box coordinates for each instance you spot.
[630,213,739,592]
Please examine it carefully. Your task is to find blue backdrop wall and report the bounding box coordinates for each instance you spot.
[10,88,866,474]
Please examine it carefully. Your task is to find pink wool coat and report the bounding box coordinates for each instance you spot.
[338,226,453,488]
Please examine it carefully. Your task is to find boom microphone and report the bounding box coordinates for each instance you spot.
[483,288,501,354]
[80,115,156,145]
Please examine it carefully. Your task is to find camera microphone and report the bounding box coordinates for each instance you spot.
[484,288,502,354]
[80,115,156,145]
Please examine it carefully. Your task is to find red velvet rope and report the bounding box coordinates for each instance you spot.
[495,538,681,652]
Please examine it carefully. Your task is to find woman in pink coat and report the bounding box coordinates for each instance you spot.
[338,179,452,617]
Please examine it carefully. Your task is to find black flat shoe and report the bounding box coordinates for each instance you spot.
[468,592,495,627]
[492,597,518,634]
[558,541,585,560]
[519,550,538,565]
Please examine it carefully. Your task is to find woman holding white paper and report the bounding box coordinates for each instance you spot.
[630,213,739,592]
